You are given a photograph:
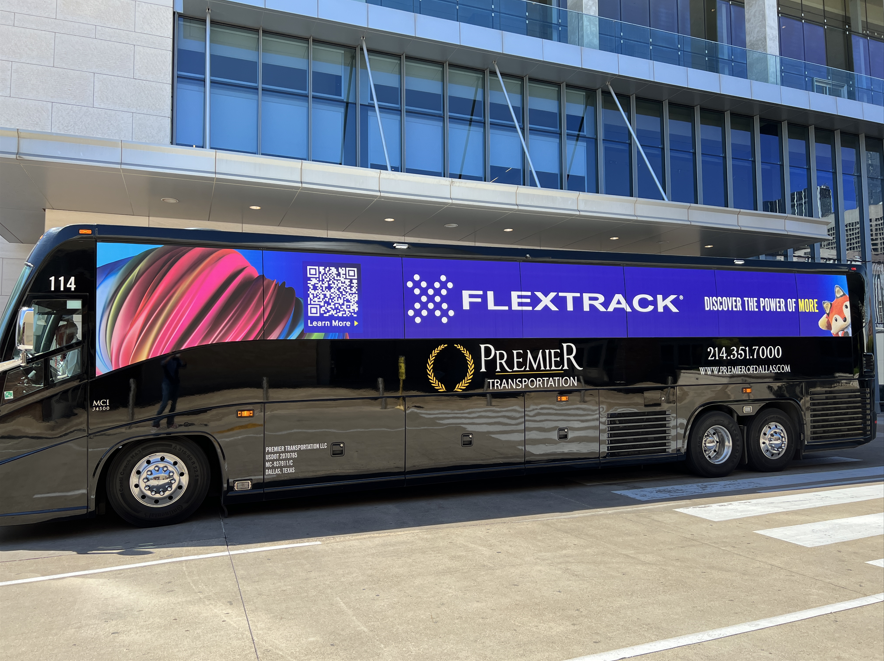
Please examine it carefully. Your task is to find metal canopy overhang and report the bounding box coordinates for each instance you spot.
[182,0,884,138]
[0,128,829,257]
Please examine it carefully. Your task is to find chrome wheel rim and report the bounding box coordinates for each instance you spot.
[129,452,189,508]
[760,422,788,460]
[702,425,733,464]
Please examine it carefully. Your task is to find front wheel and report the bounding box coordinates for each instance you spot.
[687,411,743,477]
[106,439,210,527]
[746,409,796,472]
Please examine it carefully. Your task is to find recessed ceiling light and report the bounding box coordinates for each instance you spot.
[609,236,619,240]
[503,228,513,232]
[249,205,261,210]
[384,217,395,222]
[705,244,714,248]
[444,223,458,228]
[393,243,408,249]
[734,259,745,265]
[161,197,178,204]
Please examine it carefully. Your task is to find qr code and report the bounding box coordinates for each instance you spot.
[306,265,359,317]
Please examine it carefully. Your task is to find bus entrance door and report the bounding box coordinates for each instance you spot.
[524,390,600,466]
[599,388,677,461]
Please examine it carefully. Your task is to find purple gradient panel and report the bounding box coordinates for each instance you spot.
[263,250,404,339]
[714,271,799,337]
[795,273,850,337]
[402,258,523,339]
[520,262,628,338]
[624,267,719,337]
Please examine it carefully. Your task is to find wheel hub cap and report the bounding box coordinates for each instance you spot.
[760,422,788,459]
[702,425,733,465]
[129,452,189,508]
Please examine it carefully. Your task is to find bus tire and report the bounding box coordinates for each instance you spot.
[746,409,796,472]
[106,438,210,527]
[687,411,743,477]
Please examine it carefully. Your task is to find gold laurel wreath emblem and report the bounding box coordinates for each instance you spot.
[427,344,475,393]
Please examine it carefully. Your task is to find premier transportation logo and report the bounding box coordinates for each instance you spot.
[426,343,474,392]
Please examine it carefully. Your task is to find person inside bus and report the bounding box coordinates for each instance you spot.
[49,317,80,381]
[153,353,186,429]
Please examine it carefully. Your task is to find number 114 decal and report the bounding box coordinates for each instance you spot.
[49,276,76,291]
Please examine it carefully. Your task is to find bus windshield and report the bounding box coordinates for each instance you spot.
[0,263,32,355]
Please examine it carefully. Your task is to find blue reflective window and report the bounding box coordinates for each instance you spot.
[788,124,812,217]
[175,17,205,148]
[841,133,863,260]
[360,51,401,171]
[635,99,663,200]
[210,25,258,154]
[602,92,631,197]
[730,114,755,210]
[866,137,883,260]
[815,129,838,259]
[759,120,784,213]
[565,87,597,194]
[311,44,356,166]
[668,104,695,204]
[448,67,485,181]
[700,110,726,207]
[261,33,307,160]
[528,81,561,188]
[405,60,443,177]
[490,75,523,185]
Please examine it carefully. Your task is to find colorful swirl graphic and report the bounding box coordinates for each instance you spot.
[96,246,340,375]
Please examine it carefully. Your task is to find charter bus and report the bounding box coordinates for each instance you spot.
[0,225,876,527]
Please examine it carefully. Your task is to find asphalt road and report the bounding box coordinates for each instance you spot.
[1,437,882,661]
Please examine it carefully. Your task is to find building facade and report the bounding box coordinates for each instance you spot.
[1,0,882,324]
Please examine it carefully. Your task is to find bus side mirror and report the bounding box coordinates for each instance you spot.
[16,307,34,363]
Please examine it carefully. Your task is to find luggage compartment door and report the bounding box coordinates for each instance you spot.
[525,390,600,464]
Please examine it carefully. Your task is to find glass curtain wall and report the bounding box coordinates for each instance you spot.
[448,67,485,181]
[175,17,206,148]
[760,121,784,213]
[815,128,839,260]
[635,99,665,200]
[700,110,727,206]
[261,33,308,159]
[404,60,444,177]
[528,81,562,188]
[730,114,755,210]
[564,88,597,193]
[868,138,884,262]
[311,44,357,166]
[841,133,864,261]
[602,92,631,197]
[668,104,696,203]
[209,25,258,153]
[360,51,401,171]
[489,75,524,185]
[788,124,812,216]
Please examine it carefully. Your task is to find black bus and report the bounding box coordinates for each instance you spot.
[0,225,875,527]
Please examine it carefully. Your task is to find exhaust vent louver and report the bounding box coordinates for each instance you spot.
[604,410,674,458]
[808,389,871,443]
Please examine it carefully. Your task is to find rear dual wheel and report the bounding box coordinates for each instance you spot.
[106,439,210,527]
[687,411,743,477]
[746,409,796,472]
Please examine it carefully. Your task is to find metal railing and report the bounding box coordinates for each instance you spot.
[358,0,884,107]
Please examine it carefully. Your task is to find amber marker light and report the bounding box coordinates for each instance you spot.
[742,387,752,394]
[557,395,569,402]
[237,409,255,418]
[78,229,93,234]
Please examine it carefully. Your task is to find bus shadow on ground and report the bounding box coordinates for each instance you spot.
[3,446,881,557]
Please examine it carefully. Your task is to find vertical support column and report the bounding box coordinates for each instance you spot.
[630,94,638,197]
[781,120,791,216]
[724,111,734,208]
[560,81,567,191]
[662,101,672,201]
[257,28,263,155]
[754,115,763,211]
[597,87,604,194]
[484,68,491,182]
[744,0,780,82]
[523,74,530,187]
[204,8,211,150]
[401,53,407,174]
[443,61,450,179]
[307,38,313,162]
[694,105,704,205]
[172,12,179,146]
[834,129,847,262]
[859,134,873,265]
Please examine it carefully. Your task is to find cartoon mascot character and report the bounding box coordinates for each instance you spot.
[818,285,851,337]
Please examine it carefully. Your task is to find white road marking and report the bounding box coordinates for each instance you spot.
[675,484,884,521]
[567,593,884,661]
[0,541,321,587]
[868,559,884,567]
[613,467,884,501]
[756,477,882,493]
[755,513,884,547]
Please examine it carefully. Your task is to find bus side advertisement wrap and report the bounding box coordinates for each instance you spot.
[95,243,851,375]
